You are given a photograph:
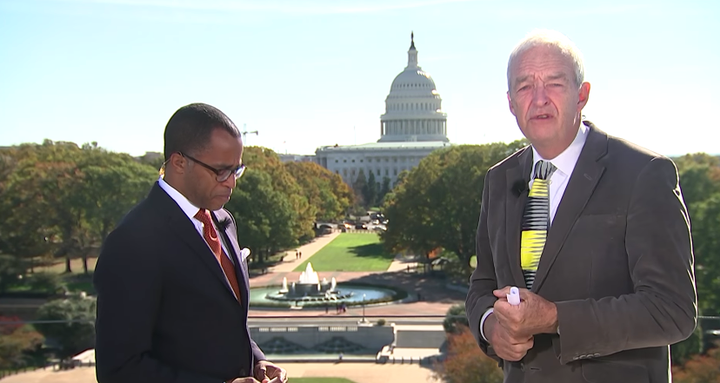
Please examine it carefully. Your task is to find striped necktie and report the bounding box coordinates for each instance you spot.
[520,160,557,289]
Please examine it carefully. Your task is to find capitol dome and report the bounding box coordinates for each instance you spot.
[378,33,448,143]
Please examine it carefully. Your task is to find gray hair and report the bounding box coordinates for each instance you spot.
[507,29,585,90]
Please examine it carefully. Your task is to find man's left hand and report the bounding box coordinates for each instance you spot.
[492,287,558,338]
[254,360,288,383]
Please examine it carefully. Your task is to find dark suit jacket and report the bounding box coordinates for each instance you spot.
[94,182,266,383]
[466,122,697,383]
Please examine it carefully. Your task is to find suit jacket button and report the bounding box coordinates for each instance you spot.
[239,369,246,376]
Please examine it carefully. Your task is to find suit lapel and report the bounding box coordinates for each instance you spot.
[149,184,238,300]
[532,123,609,292]
[505,148,533,288]
[212,211,250,307]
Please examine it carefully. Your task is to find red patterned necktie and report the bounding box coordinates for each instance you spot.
[194,209,241,301]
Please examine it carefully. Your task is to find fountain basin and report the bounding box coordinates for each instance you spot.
[249,283,407,308]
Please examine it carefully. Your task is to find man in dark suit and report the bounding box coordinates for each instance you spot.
[465,30,697,382]
[94,103,287,383]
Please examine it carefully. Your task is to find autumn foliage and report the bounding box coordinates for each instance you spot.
[672,343,720,383]
[435,325,503,383]
[0,316,44,369]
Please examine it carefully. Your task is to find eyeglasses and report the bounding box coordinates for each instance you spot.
[179,152,246,182]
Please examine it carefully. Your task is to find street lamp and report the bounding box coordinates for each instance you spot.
[361,293,367,323]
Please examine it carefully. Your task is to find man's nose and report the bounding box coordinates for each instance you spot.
[532,84,550,105]
[221,174,237,188]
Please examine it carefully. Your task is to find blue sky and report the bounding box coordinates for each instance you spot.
[1,0,718,157]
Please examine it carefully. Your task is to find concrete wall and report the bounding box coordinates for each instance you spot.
[250,324,394,352]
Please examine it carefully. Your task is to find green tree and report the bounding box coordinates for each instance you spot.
[284,161,353,221]
[242,147,314,241]
[378,176,392,205]
[0,255,30,294]
[225,169,298,265]
[362,171,379,208]
[352,169,368,208]
[383,142,523,270]
[690,194,720,316]
[34,296,96,360]
[443,304,470,334]
[0,141,156,275]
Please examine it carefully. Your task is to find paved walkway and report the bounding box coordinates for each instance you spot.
[0,363,440,383]
[387,252,421,272]
[269,231,340,272]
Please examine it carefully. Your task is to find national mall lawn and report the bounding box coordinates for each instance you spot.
[293,233,395,272]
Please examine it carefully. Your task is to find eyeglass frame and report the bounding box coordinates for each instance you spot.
[177,151,246,182]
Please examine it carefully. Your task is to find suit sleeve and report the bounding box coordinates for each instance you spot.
[554,157,698,364]
[93,226,222,383]
[465,171,501,362]
[224,209,267,366]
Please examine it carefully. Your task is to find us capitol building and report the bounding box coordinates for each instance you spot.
[314,33,452,186]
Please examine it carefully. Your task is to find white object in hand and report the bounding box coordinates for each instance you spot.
[507,286,521,306]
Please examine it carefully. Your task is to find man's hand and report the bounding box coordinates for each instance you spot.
[492,286,558,339]
[254,360,288,383]
[230,378,261,383]
[483,313,534,361]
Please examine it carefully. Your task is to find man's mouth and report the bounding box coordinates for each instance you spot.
[533,114,552,120]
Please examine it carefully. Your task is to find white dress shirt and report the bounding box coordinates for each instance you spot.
[479,123,589,341]
[157,178,238,268]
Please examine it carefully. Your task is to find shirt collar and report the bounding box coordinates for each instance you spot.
[531,122,588,177]
[158,177,202,221]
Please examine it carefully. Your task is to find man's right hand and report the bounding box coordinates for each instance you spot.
[230,378,263,383]
[484,313,534,361]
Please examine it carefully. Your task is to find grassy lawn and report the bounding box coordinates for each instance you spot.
[293,233,395,272]
[292,379,356,383]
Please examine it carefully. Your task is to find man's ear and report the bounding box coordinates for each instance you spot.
[507,91,517,116]
[168,152,188,175]
[577,82,591,111]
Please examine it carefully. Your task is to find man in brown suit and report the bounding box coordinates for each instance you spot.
[465,30,697,382]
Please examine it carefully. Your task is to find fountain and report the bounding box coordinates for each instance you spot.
[263,263,355,305]
[283,263,340,298]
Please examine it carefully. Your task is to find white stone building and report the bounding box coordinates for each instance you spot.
[315,33,451,186]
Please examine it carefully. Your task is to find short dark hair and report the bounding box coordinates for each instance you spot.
[163,103,241,161]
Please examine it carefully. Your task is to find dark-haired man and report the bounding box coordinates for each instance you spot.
[94,103,287,383]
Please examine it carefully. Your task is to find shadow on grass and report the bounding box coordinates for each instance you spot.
[345,270,467,304]
[64,273,95,295]
[348,243,394,260]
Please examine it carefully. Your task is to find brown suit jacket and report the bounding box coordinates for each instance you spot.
[466,122,697,383]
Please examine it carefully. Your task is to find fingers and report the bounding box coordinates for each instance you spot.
[500,337,534,361]
[230,378,261,383]
[493,286,511,298]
